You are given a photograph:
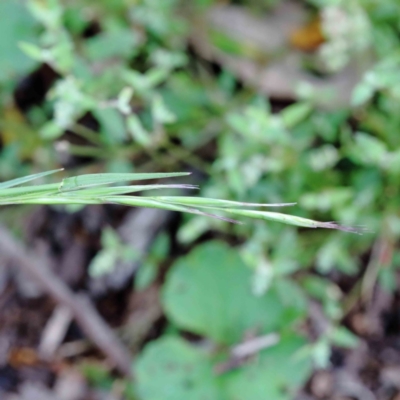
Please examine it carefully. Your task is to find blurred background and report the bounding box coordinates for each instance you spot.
[0,0,399,399]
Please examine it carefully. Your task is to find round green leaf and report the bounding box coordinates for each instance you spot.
[163,241,305,345]
[135,336,221,400]
[222,334,312,400]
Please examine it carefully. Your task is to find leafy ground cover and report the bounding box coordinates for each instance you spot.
[0,0,400,399]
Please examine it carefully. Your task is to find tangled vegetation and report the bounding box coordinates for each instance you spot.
[0,0,399,399]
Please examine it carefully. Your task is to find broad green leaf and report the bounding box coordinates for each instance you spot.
[0,0,38,82]
[135,335,311,400]
[163,241,305,345]
[135,336,221,400]
[223,334,312,400]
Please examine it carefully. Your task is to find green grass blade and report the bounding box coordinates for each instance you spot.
[222,208,365,234]
[59,172,191,192]
[105,196,241,224]
[0,183,59,198]
[0,169,63,190]
[62,184,198,197]
[1,196,102,206]
[0,170,364,233]
[152,196,296,208]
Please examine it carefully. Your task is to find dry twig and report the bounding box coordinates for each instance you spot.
[0,225,132,376]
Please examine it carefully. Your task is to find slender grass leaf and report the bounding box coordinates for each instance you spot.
[0,170,364,233]
[59,172,191,192]
[221,209,365,234]
[0,183,59,198]
[0,169,63,190]
[153,196,296,208]
[105,196,241,224]
[62,184,198,197]
[3,197,102,206]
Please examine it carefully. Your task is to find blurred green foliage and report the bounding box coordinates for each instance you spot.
[133,241,311,399]
[1,0,400,398]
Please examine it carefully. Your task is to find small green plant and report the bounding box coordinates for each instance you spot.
[135,241,312,400]
[3,0,399,398]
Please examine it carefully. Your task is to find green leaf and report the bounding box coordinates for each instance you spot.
[0,169,62,190]
[135,260,158,290]
[222,208,364,234]
[58,172,191,191]
[89,249,118,277]
[126,114,151,146]
[135,336,221,400]
[0,0,38,82]
[348,132,388,167]
[117,87,134,115]
[312,338,331,369]
[155,196,295,208]
[61,184,198,197]
[94,108,127,144]
[281,102,312,129]
[40,121,64,139]
[84,28,139,61]
[80,362,114,391]
[135,335,312,400]
[351,82,375,106]
[307,145,340,172]
[163,241,304,345]
[302,276,334,301]
[330,326,358,348]
[152,94,176,124]
[18,41,43,62]
[27,0,63,30]
[107,196,240,224]
[223,334,312,400]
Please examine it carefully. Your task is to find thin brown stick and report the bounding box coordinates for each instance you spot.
[0,225,132,376]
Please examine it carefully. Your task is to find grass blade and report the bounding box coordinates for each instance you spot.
[59,172,191,192]
[0,183,59,198]
[152,196,296,208]
[0,169,364,233]
[0,169,63,190]
[62,184,198,197]
[105,196,241,224]
[222,208,365,234]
